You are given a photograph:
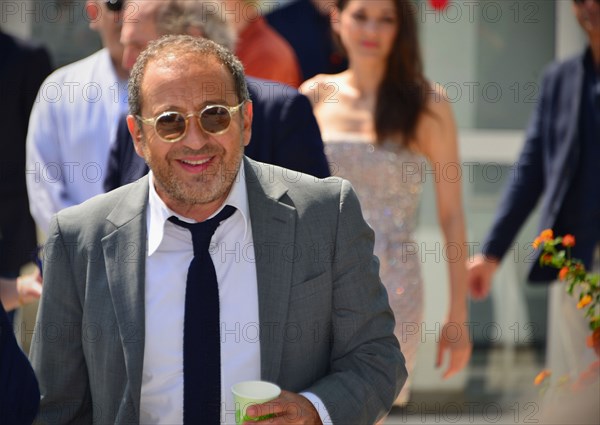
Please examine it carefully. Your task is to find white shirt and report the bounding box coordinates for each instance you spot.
[26,48,128,234]
[141,168,261,425]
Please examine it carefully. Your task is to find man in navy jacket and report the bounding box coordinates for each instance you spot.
[468,0,599,380]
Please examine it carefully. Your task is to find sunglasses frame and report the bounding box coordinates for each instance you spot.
[136,102,246,143]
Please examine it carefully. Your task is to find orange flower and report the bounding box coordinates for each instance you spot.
[534,369,551,386]
[532,237,542,249]
[562,234,576,247]
[577,295,592,309]
[587,328,600,357]
[540,229,554,241]
[559,266,569,280]
[541,253,554,265]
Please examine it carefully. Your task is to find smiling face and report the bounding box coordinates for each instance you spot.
[334,0,398,63]
[129,53,252,219]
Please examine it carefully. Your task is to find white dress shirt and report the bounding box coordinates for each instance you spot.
[26,48,128,234]
[141,168,261,424]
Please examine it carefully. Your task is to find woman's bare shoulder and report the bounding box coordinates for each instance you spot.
[412,83,459,157]
[425,82,454,118]
[300,73,344,89]
[300,73,347,105]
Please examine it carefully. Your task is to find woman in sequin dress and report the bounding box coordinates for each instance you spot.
[300,0,472,404]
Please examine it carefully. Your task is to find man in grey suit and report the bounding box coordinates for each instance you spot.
[30,35,405,424]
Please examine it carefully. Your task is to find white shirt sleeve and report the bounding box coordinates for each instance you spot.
[26,82,70,235]
[300,391,333,424]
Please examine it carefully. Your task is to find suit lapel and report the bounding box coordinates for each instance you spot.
[102,177,149,417]
[244,159,296,383]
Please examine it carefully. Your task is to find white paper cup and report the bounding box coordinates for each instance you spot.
[231,380,281,424]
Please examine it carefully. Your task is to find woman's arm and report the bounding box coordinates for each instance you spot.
[416,87,472,379]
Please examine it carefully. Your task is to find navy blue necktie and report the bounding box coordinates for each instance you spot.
[168,205,236,424]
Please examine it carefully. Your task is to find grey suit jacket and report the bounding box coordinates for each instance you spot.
[30,158,406,424]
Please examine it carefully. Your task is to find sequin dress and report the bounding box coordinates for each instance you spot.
[325,135,426,404]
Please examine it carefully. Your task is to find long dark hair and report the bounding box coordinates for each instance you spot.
[336,0,429,146]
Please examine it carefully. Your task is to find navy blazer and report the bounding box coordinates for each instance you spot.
[104,77,330,191]
[482,49,597,282]
[0,32,52,275]
[0,301,40,424]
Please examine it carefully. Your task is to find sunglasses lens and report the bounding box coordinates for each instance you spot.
[105,0,124,12]
[155,112,187,141]
[200,106,231,134]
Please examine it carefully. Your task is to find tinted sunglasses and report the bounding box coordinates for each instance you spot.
[105,0,124,12]
[573,0,600,4]
[136,102,246,143]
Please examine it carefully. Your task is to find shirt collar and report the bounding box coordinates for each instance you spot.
[147,163,250,255]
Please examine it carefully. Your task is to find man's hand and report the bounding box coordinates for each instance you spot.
[16,267,43,306]
[244,390,323,425]
[0,266,43,311]
[466,254,499,300]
